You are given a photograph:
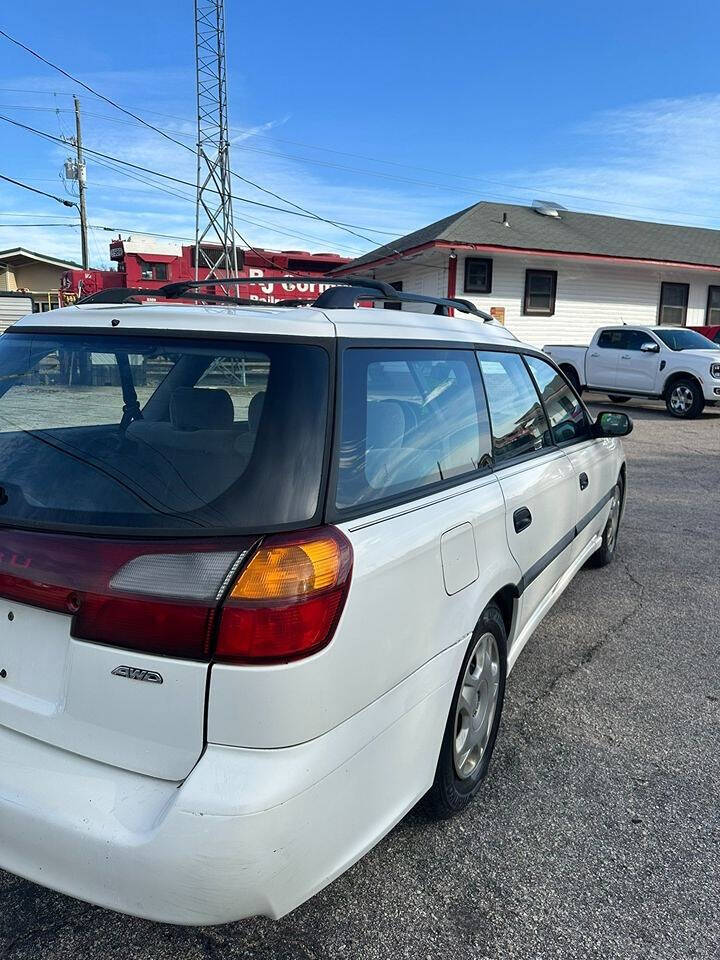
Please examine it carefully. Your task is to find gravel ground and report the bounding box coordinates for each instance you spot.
[1,395,719,960]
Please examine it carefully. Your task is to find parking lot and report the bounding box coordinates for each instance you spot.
[0,396,718,960]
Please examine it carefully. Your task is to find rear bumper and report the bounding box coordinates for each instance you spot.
[0,641,461,925]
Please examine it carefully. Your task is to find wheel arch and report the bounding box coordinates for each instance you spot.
[662,370,703,397]
[559,362,583,389]
[487,583,520,646]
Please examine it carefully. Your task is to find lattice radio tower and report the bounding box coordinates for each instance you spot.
[194,0,238,287]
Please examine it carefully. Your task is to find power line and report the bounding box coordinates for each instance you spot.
[6,94,720,229]
[0,171,77,208]
[0,30,388,247]
[0,113,398,236]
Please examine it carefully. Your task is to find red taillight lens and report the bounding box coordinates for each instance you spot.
[216,527,353,663]
[0,530,254,660]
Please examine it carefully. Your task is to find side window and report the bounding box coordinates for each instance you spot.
[597,330,624,349]
[623,330,655,351]
[335,349,491,510]
[477,351,551,462]
[524,355,591,445]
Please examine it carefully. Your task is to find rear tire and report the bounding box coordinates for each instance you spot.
[425,603,507,820]
[588,477,624,568]
[563,366,583,395]
[665,378,704,419]
[608,395,631,404]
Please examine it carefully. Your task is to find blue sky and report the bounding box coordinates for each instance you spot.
[2,0,720,266]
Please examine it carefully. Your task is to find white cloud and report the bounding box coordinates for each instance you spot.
[494,95,720,229]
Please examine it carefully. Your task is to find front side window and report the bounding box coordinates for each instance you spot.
[706,285,720,325]
[335,349,491,510]
[623,330,656,350]
[0,333,329,533]
[464,257,493,294]
[525,355,591,445]
[658,282,689,326]
[477,351,551,462]
[140,262,153,281]
[154,263,168,281]
[523,270,557,316]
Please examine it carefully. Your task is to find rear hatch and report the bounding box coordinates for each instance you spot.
[0,328,330,779]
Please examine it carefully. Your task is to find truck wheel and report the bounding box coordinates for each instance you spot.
[425,603,507,820]
[665,379,705,419]
[608,395,630,403]
[562,366,582,394]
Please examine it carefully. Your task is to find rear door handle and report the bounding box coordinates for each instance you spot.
[620,354,631,360]
[513,507,532,533]
[579,472,589,490]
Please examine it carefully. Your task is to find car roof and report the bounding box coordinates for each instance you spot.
[12,301,525,347]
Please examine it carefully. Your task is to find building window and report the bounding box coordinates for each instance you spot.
[523,269,557,316]
[706,285,720,325]
[464,257,493,294]
[383,280,403,311]
[140,262,169,281]
[658,282,689,326]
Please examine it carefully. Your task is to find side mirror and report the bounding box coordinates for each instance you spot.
[595,411,633,437]
[640,342,660,353]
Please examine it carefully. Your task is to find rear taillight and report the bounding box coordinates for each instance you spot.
[0,526,352,664]
[216,527,353,663]
[0,530,253,660]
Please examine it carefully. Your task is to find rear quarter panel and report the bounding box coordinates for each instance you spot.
[207,475,520,748]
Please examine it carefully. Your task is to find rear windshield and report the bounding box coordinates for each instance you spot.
[0,332,329,534]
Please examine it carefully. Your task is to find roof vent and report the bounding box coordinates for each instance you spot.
[532,199,566,219]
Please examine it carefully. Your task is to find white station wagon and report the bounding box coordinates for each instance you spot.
[0,278,631,924]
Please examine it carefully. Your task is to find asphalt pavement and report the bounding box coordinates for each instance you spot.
[1,395,718,959]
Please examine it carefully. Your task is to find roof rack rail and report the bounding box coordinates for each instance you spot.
[76,274,496,321]
[76,286,270,307]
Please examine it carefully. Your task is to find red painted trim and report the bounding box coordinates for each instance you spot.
[446,254,457,299]
[335,240,720,275]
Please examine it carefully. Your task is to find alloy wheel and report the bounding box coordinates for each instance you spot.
[453,632,500,780]
[670,384,694,414]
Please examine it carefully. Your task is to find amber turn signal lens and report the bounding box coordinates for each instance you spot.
[230,536,342,601]
[217,527,354,663]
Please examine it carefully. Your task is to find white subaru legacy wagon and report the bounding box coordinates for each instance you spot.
[0,281,631,924]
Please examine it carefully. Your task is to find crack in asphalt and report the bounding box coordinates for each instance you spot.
[533,553,649,707]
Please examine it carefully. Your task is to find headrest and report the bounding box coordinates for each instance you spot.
[366,400,406,449]
[170,388,234,431]
[248,390,266,434]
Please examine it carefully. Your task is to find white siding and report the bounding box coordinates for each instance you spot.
[0,296,33,333]
[371,252,720,348]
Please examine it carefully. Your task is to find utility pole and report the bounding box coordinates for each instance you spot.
[194,0,238,291]
[73,96,89,269]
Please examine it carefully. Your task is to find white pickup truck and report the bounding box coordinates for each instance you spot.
[545,325,720,419]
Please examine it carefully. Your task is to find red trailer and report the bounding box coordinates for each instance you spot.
[60,240,351,305]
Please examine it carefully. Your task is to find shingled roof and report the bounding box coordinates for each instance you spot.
[338,201,720,271]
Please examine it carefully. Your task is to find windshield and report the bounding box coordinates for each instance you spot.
[0,332,329,534]
[655,329,720,351]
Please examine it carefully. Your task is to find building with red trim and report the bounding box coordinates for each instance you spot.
[334,201,720,345]
[60,240,350,305]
